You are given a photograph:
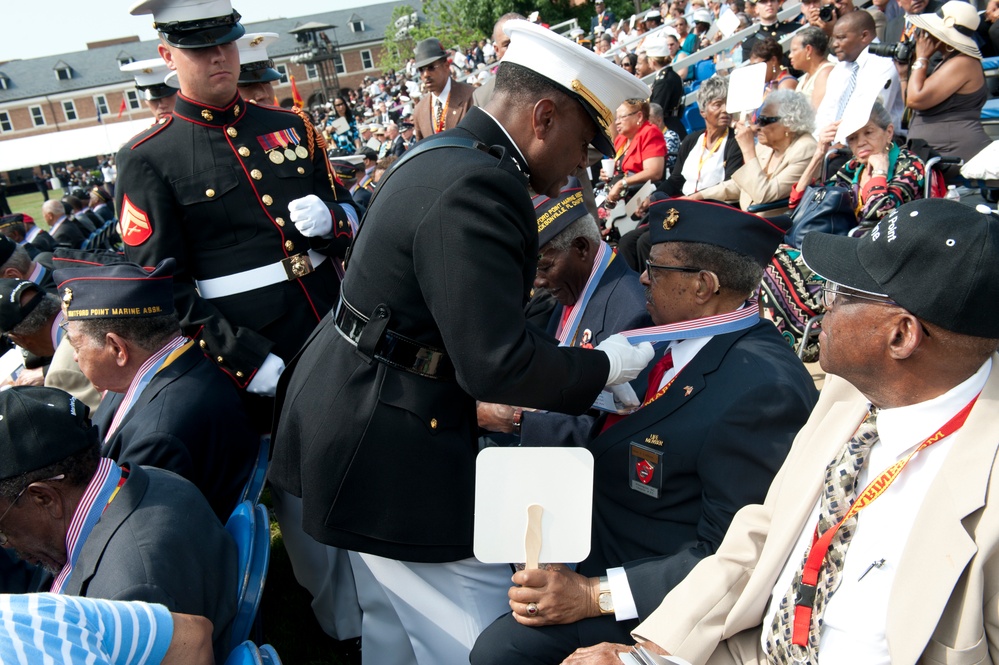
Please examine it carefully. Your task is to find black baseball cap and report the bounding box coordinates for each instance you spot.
[0,387,96,481]
[0,279,44,333]
[802,199,999,337]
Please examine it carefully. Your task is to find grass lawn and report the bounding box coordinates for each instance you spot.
[7,189,65,227]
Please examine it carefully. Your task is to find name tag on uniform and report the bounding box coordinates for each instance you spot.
[630,443,662,498]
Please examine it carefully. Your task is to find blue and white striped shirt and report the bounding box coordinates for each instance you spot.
[0,593,173,665]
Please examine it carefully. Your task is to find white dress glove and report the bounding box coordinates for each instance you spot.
[610,382,641,409]
[289,195,333,238]
[596,334,655,387]
[246,353,286,397]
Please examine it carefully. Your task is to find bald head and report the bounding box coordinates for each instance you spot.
[837,8,875,33]
[492,12,525,61]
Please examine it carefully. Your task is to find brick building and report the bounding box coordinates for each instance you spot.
[0,1,413,182]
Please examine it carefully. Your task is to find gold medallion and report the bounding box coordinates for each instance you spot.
[284,148,297,162]
[295,145,309,159]
[269,150,284,164]
[201,109,214,121]
[664,208,679,230]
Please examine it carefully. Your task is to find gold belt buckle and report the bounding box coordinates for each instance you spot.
[281,253,314,280]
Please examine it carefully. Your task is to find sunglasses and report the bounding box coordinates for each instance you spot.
[757,115,781,127]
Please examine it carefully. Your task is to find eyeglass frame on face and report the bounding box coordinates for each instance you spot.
[820,282,897,310]
[616,110,640,122]
[0,474,66,547]
[645,260,722,292]
[757,115,781,127]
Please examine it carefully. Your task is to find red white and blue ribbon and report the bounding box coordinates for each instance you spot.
[619,298,760,345]
[556,241,615,346]
[51,458,121,594]
[103,337,191,443]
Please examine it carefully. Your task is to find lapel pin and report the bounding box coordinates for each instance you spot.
[683,386,693,396]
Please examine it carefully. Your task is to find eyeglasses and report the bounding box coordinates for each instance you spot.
[757,115,781,127]
[820,282,897,309]
[616,110,639,121]
[645,259,703,284]
[0,474,65,547]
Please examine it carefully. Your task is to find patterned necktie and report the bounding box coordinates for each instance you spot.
[835,61,859,121]
[434,99,443,132]
[765,408,879,665]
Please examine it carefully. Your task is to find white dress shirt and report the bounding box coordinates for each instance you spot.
[762,358,992,663]
[814,43,903,137]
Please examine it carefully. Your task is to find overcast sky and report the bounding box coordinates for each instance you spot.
[0,0,389,62]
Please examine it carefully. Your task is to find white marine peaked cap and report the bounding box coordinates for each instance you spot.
[501,19,650,155]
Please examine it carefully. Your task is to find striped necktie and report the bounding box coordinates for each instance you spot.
[835,61,859,121]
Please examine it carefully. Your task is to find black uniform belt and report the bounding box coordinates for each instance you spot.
[334,298,455,381]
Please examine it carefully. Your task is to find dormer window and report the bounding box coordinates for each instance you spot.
[0,74,8,90]
[54,61,72,81]
[350,15,365,32]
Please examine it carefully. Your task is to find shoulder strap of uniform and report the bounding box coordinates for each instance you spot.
[130,116,173,150]
[343,136,491,269]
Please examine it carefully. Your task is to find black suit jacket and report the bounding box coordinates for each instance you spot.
[65,464,238,661]
[94,343,257,520]
[519,256,652,444]
[270,107,611,562]
[579,322,817,618]
[50,218,88,249]
[26,230,55,254]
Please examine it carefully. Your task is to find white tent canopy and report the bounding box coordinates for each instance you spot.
[0,118,154,173]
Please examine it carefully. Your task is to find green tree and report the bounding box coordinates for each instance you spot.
[377,0,487,72]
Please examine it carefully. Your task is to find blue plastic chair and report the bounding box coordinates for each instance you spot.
[682,104,706,134]
[694,59,716,82]
[229,503,272,650]
[223,641,262,665]
[240,435,270,505]
[259,644,283,665]
[225,500,255,618]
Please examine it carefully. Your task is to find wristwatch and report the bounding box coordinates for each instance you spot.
[871,169,888,177]
[597,576,614,615]
[912,59,928,70]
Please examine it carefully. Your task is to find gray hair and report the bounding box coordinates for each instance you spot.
[762,90,815,135]
[795,26,829,57]
[868,100,892,130]
[41,200,64,218]
[547,214,601,252]
[649,102,665,124]
[697,75,728,107]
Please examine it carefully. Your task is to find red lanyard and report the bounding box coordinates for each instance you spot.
[791,393,981,647]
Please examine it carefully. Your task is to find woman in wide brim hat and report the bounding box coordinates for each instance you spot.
[904,0,991,170]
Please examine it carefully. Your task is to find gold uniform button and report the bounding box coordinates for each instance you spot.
[199,340,207,349]
[216,356,224,363]
[430,418,438,430]
[262,195,273,206]
[297,167,305,174]
[236,371,244,378]
[275,217,286,227]
[250,169,263,180]
[285,240,294,251]
[206,189,216,198]
[226,127,238,138]
[339,221,344,228]
[238,147,250,157]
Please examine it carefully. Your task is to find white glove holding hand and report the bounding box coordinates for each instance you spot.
[610,382,641,410]
[246,353,286,397]
[289,195,333,238]
[596,334,655,387]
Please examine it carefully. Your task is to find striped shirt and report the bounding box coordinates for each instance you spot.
[0,593,173,665]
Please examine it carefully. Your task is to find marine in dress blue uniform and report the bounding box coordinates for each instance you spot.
[116,0,359,397]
